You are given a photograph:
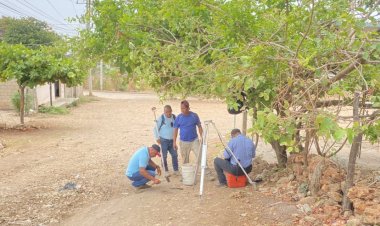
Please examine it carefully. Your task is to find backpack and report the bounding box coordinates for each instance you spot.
[158,114,176,131]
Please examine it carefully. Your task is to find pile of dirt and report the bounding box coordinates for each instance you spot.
[348,182,380,224]
[252,154,378,225]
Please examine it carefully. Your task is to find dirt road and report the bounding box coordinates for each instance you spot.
[3,91,379,225]
[0,92,300,225]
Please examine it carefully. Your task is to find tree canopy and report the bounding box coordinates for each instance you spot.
[0,42,85,124]
[0,17,86,124]
[79,0,380,166]
[0,17,60,48]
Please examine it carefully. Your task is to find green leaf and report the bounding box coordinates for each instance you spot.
[333,128,346,141]
[346,128,355,144]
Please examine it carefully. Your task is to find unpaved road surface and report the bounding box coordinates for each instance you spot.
[0,91,377,225]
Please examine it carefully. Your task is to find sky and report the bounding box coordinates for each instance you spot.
[0,0,87,37]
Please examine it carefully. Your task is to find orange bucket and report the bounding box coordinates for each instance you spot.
[225,172,247,188]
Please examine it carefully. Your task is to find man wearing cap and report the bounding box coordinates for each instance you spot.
[125,144,162,189]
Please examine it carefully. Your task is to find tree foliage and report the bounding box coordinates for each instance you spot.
[0,42,85,124]
[83,0,380,166]
[0,17,60,48]
[0,17,86,124]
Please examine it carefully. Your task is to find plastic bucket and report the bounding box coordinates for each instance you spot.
[225,172,247,188]
[181,164,195,185]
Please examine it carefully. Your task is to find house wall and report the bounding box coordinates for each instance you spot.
[35,84,55,106]
[60,83,65,98]
[64,86,83,98]
[0,80,19,109]
[1,80,84,110]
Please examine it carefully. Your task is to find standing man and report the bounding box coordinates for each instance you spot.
[214,129,256,186]
[173,100,203,164]
[154,105,179,175]
[125,144,162,189]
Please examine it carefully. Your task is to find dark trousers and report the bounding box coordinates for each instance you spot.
[213,157,252,185]
[127,165,156,187]
[160,138,179,171]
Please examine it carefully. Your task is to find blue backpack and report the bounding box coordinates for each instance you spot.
[158,114,176,131]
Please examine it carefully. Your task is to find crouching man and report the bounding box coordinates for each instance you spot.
[125,144,162,189]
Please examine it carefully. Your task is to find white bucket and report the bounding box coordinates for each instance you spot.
[181,164,195,186]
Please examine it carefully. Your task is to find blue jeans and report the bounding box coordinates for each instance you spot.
[127,165,156,187]
[160,138,179,171]
[214,157,252,185]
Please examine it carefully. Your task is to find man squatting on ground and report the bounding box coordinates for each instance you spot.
[173,100,203,164]
[153,105,179,175]
[214,129,256,186]
[125,144,162,189]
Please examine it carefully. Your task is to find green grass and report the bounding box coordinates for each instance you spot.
[39,96,98,114]
[38,106,69,115]
[67,96,99,108]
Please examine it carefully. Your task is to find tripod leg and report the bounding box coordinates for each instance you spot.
[192,129,206,186]
[192,140,202,186]
[199,136,208,196]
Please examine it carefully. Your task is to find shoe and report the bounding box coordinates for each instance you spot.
[216,183,227,188]
[208,176,216,181]
[172,171,180,176]
[136,184,152,190]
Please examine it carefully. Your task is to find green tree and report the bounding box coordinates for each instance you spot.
[0,42,85,124]
[85,0,380,169]
[0,17,59,48]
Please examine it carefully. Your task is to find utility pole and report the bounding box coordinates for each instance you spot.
[86,0,93,95]
[100,59,103,91]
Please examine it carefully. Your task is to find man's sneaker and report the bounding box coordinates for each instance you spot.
[136,184,152,190]
[208,175,216,181]
[172,171,180,176]
[203,169,215,181]
[216,183,227,188]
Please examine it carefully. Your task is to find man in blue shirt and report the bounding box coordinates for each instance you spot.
[173,100,203,164]
[125,144,162,189]
[153,105,179,175]
[214,129,256,186]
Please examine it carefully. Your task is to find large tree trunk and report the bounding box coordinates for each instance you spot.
[342,92,363,212]
[270,140,287,168]
[19,85,25,125]
[242,110,247,135]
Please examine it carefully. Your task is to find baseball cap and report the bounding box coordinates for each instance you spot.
[151,144,161,157]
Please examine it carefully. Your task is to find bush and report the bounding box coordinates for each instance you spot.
[11,92,34,114]
[38,105,69,115]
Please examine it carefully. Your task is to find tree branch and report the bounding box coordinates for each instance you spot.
[326,138,348,158]
[329,57,365,83]
[295,0,315,58]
